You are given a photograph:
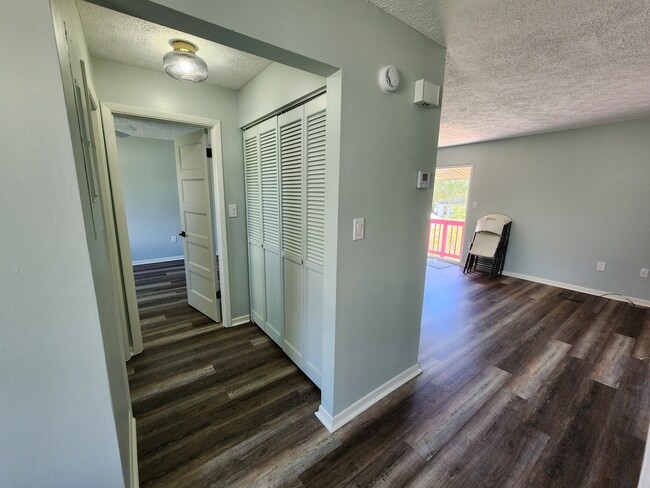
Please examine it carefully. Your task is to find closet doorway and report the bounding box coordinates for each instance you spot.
[243,93,327,388]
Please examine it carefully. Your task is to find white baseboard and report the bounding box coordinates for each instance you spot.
[315,364,422,433]
[230,314,251,327]
[132,255,184,266]
[502,271,650,308]
[129,413,139,488]
[315,405,335,432]
[639,424,650,488]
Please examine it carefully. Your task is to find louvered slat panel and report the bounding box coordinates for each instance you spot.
[244,135,262,243]
[305,110,326,267]
[260,127,279,248]
[280,119,303,260]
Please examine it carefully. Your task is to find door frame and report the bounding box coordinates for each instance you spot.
[431,163,474,264]
[101,102,233,337]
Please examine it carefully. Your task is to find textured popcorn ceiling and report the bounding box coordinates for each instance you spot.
[78,1,272,91]
[114,116,199,141]
[369,0,650,147]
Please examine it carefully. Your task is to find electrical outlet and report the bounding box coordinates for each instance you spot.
[596,262,606,272]
[472,202,478,209]
[171,235,177,243]
[640,268,649,278]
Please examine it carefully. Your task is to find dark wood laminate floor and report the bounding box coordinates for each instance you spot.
[129,260,649,487]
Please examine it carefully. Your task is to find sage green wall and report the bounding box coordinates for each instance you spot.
[125,0,447,416]
[92,58,250,319]
[238,62,326,127]
[0,0,126,485]
[116,136,184,262]
[438,117,650,302]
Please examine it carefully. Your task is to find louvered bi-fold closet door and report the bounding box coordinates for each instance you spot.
[243,126,266,330]
[303,94,326,387]
[278,105,306,368]
[258,117,283,346]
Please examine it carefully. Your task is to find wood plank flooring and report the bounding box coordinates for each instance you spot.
[129,260,649,487]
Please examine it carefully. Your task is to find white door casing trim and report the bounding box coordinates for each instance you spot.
[101,102,232,328]
[128,413,138,488]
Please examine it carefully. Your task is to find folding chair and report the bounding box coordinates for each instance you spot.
[463,214,512,279]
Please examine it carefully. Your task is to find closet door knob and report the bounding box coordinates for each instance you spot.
[179,231,187,237]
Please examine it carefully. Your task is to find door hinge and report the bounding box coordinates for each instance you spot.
[216,290,221,299]
[206,147,212,158]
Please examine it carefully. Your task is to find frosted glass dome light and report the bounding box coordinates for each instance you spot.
[163,40,208,83]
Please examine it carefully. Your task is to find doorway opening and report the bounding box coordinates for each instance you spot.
[112,115,223,329]
[428,166,473,264]
[101,104,230,357]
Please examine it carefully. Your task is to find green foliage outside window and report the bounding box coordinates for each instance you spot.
[432,179,470,221]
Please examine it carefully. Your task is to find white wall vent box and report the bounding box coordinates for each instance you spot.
[414,79,441,108]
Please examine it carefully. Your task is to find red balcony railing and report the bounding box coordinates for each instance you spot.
[429,218,465,260]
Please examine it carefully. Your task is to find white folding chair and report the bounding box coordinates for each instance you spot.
[463,214,512,278]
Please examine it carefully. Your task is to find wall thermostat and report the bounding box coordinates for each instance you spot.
[378,65,400,93]
[416,171,432,189]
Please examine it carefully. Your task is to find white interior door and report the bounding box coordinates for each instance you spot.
[175,130,221,323]
[101,104,144,356]
[81,63,132,358]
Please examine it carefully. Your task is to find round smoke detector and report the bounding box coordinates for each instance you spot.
[378,65,400,93]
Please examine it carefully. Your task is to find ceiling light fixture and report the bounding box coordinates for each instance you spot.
[163,40,208,83]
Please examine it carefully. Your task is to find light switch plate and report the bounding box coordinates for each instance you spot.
[472,202,478,209]
[228,204,238,218]
[353,218,365,241]
[171,235,177,243]
[596,261,606,272]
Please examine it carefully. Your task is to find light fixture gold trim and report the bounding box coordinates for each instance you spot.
[170,40,198,54]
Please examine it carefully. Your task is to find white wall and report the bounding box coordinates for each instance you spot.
[0,0,126,485]
[239,62,326,127]
[116,136,184,262]
[439,117,650,302]
[127,0,447,418]
[92,58,249,318]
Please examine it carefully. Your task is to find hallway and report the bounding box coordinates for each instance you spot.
[129,261,321,486]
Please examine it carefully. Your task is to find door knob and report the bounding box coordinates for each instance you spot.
[179,231,187,237]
